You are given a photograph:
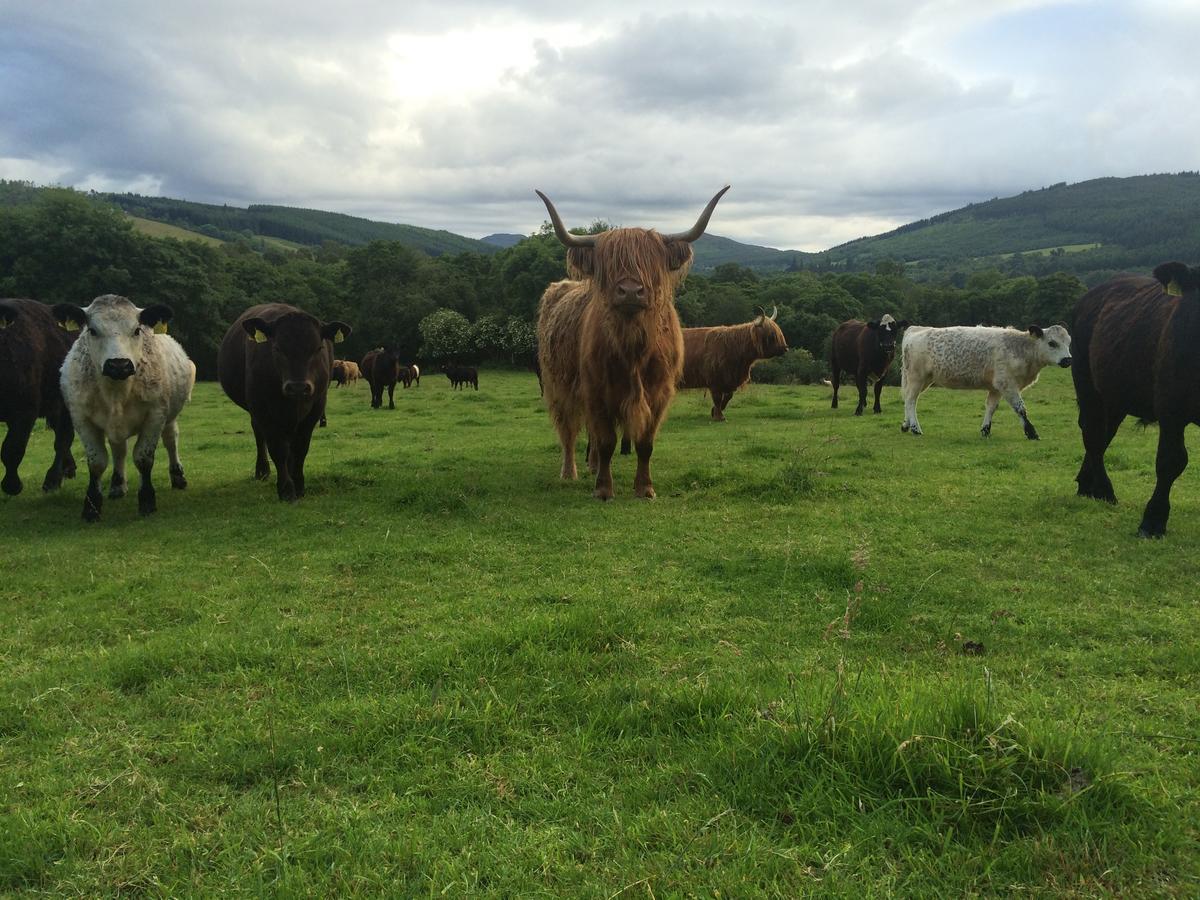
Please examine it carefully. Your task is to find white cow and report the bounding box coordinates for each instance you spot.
[55,295,195,521]
[900,324,1072,439]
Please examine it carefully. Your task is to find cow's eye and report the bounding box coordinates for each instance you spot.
[1048,340,1058,348]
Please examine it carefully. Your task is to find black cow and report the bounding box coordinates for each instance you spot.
[829,315,909,415]
[1073,262,1200,537]
[369,349,404,409]
[0,299,77,494]
[444,365,478,390]
[218,303,351,501]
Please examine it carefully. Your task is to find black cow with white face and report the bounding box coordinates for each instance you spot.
[829,314,910,415]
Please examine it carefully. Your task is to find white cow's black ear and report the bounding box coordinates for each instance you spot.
[1027,325,1044,338]
[139,304,173,330]
[53,303,88,333]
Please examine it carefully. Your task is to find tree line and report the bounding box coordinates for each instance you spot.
[0,188,1090,382]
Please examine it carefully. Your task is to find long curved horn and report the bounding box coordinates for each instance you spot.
[535,190,598,249]
[769,305,778,321]
[661,185,731,243]
[754,305,766,319]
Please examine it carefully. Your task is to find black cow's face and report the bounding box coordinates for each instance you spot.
[243,312,350,399]
[867,316,909,354]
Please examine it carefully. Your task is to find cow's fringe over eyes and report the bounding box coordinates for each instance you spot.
[568,229,693,301]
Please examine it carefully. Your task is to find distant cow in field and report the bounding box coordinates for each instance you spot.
[407,363,420,387]
[830,314,909,415]
[443,365,478,390]
[0,299,77,495]
[218,303,350,501]
[367,349,405,409]
[55,295,195,521]
[900,324,1072,438]
[1072,262,1200,537]
[331,360,348,387]
[344,361,361,385]
[537,185,729,500]
[680,306,788,421]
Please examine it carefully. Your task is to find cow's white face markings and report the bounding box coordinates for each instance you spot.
[1035,324,1072,366]
[81,296,152,377]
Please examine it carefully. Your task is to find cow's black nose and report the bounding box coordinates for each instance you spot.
[1059,357,1073,368]
[283,380,314,398]
[102,358,135,380]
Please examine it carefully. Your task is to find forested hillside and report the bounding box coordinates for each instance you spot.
[0,187,1094,385]
[817,172,1200,284]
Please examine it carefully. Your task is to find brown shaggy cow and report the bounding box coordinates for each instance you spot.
[829,314,909,415]
[1072,262,1200,537]
[218,303,350,501]
[0,299,77,495]
[536,186,729,500]
[680,306,788,421]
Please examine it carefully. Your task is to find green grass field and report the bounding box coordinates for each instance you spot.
[2,372,1197,895]
[126,216,226,248]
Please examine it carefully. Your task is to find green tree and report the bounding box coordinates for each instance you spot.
[419,309,473,362]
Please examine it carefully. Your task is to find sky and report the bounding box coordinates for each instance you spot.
[1,1,1197,251]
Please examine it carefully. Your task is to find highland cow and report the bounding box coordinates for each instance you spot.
[680,306,788,421]
[536,186,729,500]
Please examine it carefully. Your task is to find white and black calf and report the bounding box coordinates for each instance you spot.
[900,324,1072,439]
[56,295,195,521]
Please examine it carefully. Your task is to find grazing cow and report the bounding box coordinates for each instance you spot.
[218,303,350,501]
[830,314,909,415]
[343,361,362,385]
[443,364,478,390]
[0,299,77,495]
[680,306,788,421]
[1072,262,1200,538]
[537,186,729,500]
[408,363,420,387]
[367,349,405,409]
[900,324,1072,439]
[55,295,195,521]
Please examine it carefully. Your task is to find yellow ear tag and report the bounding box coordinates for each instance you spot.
[1167,279,1183,297]
[333,329,345,344]
[0,320,7,330]
[253,329,268,343]
[63,319,80,332]
[154,322,168,335]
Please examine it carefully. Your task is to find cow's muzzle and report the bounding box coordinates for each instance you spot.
[1058,357,1073,368]
[102,358,135,380]
[283,380,314,398]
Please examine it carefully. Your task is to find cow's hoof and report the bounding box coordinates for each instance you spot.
[854,408,863,417]
[83,502,101,523]
[593,487,614,502]
[900,423,909,433]
[909,428,922,437]
[1025,431,1040,441]
[1137,524,1165,539]
[2,475,23,496]
[108,480,127,499]
[278,484,298,503]
[138,491,157,516]
[635,486,656,500]
[170,468,187,490]
[981,425,991,438]
[42,475,61,493]
[63,458,77,479]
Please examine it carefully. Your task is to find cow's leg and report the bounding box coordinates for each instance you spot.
[266,434,297,502]
[371,385,382,409]
[830,352,840,409]
[551,404,581,480]
[901,375,925,435]
[387,383,395,409]
[43,407,76,491]
[620,434,631,456]
[1000,386,1038,440]
[108,438,129,498]
[854,373,868,416]
[980,391,1002,438]
[75,419,108,522]
[1076,405,1124,503]
[1137,420,1187,538]
[1,414,35,496]
[132,422,164,516]
[632,434,658,500]
[872,378,885,414]
[251,418,271,480]
[288,415,319,499]
[589,419,618,501]
[162,418,187,489]
[712,391,728,422]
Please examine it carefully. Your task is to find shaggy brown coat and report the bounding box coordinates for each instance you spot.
[680,310,788,421]
[537,187,728,500]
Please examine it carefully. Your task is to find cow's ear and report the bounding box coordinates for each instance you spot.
[867,320,879,330]
[243,318,273,343]
[321,321,352,344]
[139,304,173,334]
[897,320,910,329]
[1153,262,1190,295]
[53,303,88,333]
[1027,325,1044,338]
[664,240,694,272]
[566,246,595,277]
[0,305,17,329]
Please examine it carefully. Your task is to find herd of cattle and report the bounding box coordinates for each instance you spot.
[0,189,1197,536]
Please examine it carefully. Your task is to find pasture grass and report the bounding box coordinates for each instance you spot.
[2,370,1198,896]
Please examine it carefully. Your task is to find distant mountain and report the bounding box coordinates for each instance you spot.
[480,233,524,248]
[690,233,809,273]
[817,172,1200,281]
